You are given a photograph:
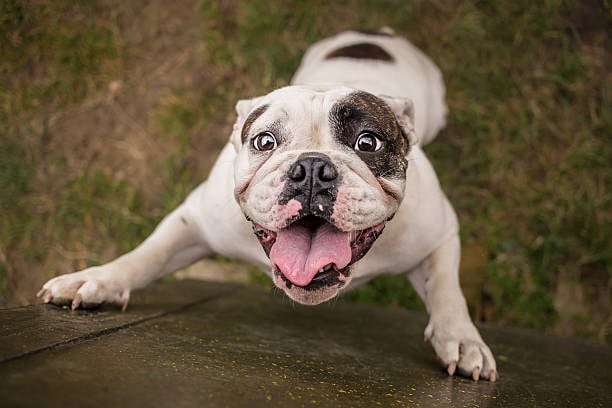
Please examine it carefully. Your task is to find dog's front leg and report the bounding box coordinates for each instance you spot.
[408,234,498,381]
[37,191,212,310]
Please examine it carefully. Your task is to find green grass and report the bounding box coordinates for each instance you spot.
[0,0,143,303]
[0,0,120,111]
[423,1,611,335]
[1,0,609,342]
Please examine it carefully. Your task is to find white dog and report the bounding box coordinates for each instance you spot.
[38,28,497,381]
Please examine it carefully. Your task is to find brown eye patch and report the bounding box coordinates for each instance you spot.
[329,91,409,179]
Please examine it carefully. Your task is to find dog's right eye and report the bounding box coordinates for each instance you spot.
[252,132,278,152]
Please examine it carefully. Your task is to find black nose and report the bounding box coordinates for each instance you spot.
[283,153,339,217]
[289,155,337,186]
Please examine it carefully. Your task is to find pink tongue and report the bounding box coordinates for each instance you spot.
[269,222,351,287]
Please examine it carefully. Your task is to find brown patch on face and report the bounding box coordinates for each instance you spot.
[329,91,409,180]
[241,104,269,143]
[324,43,394,62]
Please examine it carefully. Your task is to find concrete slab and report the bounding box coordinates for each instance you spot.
[0,280,235,363]
[1,280,610,407]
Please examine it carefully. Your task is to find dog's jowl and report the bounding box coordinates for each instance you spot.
[38,28,497,381]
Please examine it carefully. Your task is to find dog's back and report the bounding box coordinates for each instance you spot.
[292,28,447,146]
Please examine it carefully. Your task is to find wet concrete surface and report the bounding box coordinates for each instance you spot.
[1,280,610,407]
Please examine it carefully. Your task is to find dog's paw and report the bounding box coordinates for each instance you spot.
[424,318,497,382]
[37,268,130,311]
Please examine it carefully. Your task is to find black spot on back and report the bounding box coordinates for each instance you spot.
[325,43,394,62]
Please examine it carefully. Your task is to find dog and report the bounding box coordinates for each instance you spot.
[37,28,497,381]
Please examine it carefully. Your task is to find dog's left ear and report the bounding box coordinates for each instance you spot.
[231,97,265,151]
[378,95,417,148]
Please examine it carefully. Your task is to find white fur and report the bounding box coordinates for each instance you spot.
[38,30,496,381]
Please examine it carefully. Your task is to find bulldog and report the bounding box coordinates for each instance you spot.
[37,28,497,381]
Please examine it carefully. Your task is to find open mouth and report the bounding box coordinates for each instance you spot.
[251,215,387,292]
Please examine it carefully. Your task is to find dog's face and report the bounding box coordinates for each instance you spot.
[231,85,415,305]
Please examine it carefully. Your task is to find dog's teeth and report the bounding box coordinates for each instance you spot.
[317,264,334,274]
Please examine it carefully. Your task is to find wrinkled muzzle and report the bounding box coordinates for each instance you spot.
[249,152,389,304]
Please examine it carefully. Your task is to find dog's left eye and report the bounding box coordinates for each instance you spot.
[354,132,383,152]
[252,132,278,151]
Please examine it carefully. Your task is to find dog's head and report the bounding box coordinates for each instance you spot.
[231,85,415,305]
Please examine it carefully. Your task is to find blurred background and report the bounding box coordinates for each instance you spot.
[1,0,609,343]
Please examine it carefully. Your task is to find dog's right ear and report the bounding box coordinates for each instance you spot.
[231,97,265,151]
